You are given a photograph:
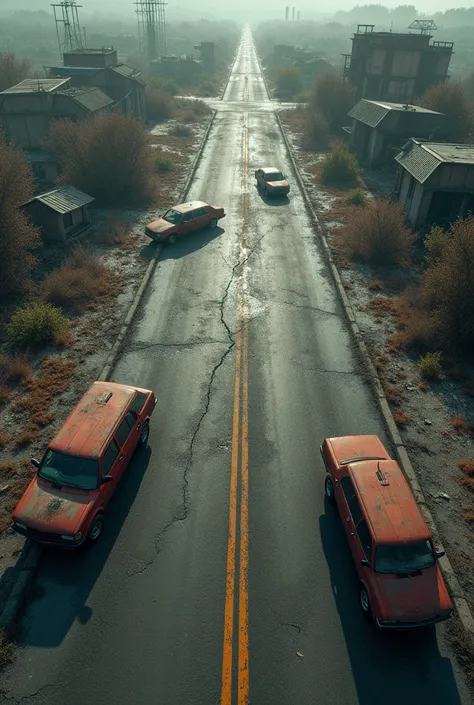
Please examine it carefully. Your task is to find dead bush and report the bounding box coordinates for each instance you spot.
[0,355,32,387]
[13,358,75,430]
[0,52,30,92]
[98,219,128,246]
[169,124,193,138]
[0,134,40,298]
[145,86,175,121]
[424,225,450,267]
[179,98,212,118]
[310,72,354,131]
[420,81,474,142]
[302,111,330,151]
[342,198,414,265]
[320,144,359,189]
[47,113,156,205]
[394,411,410,427]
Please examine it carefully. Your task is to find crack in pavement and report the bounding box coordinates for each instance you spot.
[280,300,341,318]
[1,684,61,703]
[124,339,230,353]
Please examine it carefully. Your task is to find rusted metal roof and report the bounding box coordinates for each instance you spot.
[349,99,443,129]
[395,139,474,183]
[33,186,95,214]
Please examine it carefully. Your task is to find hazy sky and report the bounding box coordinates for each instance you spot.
[1,0,470,21]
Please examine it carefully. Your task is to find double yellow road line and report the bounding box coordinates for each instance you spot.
[220,113,250,705]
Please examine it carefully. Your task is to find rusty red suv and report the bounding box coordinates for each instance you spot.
[321,434,453,629]
[145,200,225,244]
[12,381,156,548]
[255,167,290,196]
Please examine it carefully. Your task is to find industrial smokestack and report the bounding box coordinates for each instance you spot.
[297,10,300,21]
[285,5,289,20]
[292,6,295,20]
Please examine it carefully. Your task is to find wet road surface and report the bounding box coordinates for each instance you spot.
[2,29,472,705]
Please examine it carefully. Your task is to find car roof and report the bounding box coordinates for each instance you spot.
[50,381,144,459]
[327,435,390,465]
[173,201,209,213]
[261,167,281,175]
[349,459,431,545]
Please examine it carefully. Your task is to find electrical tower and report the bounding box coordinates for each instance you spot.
[408,19,438,34]
[134,0,167,63]
[51,1,85,59]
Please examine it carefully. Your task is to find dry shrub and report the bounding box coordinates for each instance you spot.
[394,411,410,427]
[0,51,30,91]
[154,150,173,172]
[0,388,11,405]
[342,198,414,266]
[451,416,471,434]
[424,225,450,267]
[368,280,382,290]
[47,113,156,205]
[0,433,8,448]
[12,358,75,430]
[345,188,367,207]
[0,134,40,298]
[7,302,69,349]
[310,72,354,131]
[302,111,330,151]
[275,67,303,98]
[321,144,359,189]
[98,219,128,246]
[463,506,474,523]
[0,355,32,387]
[367,296,398,317]
[383,381,404,406]
[169,124,192,138]
[420,81,474,142]
[418,352,442,380]
[459,459,474,476]
[14,429,39,448]
[145,86,175,121]
[179,98,212,119]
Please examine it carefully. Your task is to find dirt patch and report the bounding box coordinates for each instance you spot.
[0,113,212,586]
[280,109,474,620]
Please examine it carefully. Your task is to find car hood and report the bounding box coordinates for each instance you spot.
[146,218,173,234]
[377,567,452,621]
[14,479,97,535]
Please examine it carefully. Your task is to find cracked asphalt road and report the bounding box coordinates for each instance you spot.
[2,29,472,705]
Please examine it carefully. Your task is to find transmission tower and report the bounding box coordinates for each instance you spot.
[134,0,167,63]
[51,1,85,59]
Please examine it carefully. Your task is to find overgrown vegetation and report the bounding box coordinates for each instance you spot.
[424,225,450,267]
[0,355,32,387]
[345,187,367,206]
[310,73,354,132]
[320,144,360,188]
[145,86,175,121]
[47,113,155,205]
[341,198,414,265]
[169,124,192,138]
[418,352,443,379]
[302,111,330,151]
[154,150,173,172]
[275,67,303,98]
[0,134,40,299]
[0,51,30,92]
[7,302,69,349]
[420,81,474,143]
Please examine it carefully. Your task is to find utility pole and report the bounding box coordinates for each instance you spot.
[134,0,167,63]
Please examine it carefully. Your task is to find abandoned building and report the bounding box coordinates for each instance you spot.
[395,138,474,229]
[47,48,146,122]
[346,99,445,168]
[150,55,202,85]
[343,24,453,103]
[25,150,59,190]
[195,42,216,73]
[21,185,95,244]
[0,78,114,150]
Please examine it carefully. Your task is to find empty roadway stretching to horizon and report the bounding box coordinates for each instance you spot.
[2,28,472,705]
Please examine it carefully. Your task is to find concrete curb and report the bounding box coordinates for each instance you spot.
[275,110,474,640]
[0,109,218,633]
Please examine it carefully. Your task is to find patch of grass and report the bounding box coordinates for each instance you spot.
[320,144,359,189]
[394,411,410,427]
[0,355,32,386]
[383,381,404,406]
[7,303,69,349]
[12,358,76,430]
[345,187,367,207]
[368,280,382,290]
[418,352,443,380]
[169,124,192,138]
[154,150,173,172]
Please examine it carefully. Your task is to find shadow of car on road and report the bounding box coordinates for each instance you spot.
[140,225,224,262]
[16,444,152,648]
[319,497,463,705]
[255,187,290,207]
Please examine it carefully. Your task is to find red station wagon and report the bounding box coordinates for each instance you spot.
[321,435,453,629]
[145,200,225,244]
[254,167,290,196]
[12,381,156,548]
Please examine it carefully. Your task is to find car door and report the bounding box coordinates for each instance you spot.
[180,210,196,235]
[193,206,209,230]
[114,409,142,467]
[355,517,373,577]
[338,475,364,559]
[99,438,121,505]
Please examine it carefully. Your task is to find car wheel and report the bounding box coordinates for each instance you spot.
[210,218,217,229]
[325,476,335,503]
[360,585,371,618]
[167,233,177,245]
[88,514,104,544]
[139,420,150,446]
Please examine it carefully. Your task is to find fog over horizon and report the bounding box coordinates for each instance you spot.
[1,0,472,23]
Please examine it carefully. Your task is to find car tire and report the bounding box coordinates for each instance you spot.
[88,514,104,544]
[325,476,335,503]
[139,420,150,446]
[210,218,217,229]
[360,585,371,618]
[167,233,177,245]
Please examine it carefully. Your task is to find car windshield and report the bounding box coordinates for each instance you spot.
[267,172,285,182]
[375,540,435,574]
[38,450,99,491]
[163,208,182,224]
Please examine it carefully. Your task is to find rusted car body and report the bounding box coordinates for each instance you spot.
[321,434,453,629]
[254,167,290,196]
[145,200,225,244]
[12,381,156,548]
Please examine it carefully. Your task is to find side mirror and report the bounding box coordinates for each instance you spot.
[31,458,40,469]
[436,550,445,559]
[361,558,370,567]
[102,475,114,484]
